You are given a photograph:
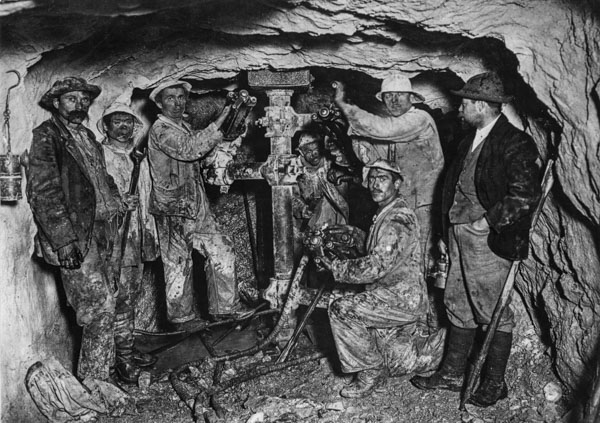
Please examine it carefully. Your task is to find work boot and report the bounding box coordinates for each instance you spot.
[468,331,512,407]
[410,325,476,392]
[133,349,157,368]
[340,368,387,398]
[115,360,141,384]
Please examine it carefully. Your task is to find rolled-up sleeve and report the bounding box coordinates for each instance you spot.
[340,104,429,143]
[151,121,222,162]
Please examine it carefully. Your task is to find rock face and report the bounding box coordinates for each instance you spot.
[0,0,599,420]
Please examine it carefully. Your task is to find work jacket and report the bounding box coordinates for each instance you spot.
[147,115,222,220]
[27,116,122,266]
[441,114,542,260]
[330,197,427,314]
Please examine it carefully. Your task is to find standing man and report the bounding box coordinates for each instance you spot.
[27,77,136,382]
[98,102,159,382]
[319,159,429,398]
[333,74,444,275]
[147,80,248,330]
[294,130,348,231]
[410,72,541,407]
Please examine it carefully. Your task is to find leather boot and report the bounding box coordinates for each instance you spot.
[340,368,388,398]
[411,325,476,392]
[133,349,158,368]
[114,311,142,384]
[468,331,512,407]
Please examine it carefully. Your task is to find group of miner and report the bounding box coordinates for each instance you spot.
[26,70,541,409]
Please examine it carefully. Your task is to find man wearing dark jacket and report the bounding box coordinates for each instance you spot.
[411,72,541,407]
[27,77,137,382]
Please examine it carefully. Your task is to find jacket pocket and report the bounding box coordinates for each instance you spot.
[150,184,196,219]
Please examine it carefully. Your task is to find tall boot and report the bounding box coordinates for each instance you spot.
[114,310,141,384]
[411,325,476,392]
[468,331,512,407]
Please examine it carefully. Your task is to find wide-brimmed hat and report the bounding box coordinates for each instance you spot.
[149,80,192,104]
[96,102,142,134]
[365,159,404,179]
[451,72,513,103]
[375,74,425,103]
[39,77,101,110]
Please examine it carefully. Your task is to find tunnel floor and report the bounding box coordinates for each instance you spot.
[95,310,567,423]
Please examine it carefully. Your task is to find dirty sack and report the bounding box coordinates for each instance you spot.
[25,357,132,422]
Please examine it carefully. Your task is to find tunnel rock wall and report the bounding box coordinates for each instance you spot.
[0,0,599,419]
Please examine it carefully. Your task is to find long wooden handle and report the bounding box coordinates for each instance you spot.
[460,159,555,410]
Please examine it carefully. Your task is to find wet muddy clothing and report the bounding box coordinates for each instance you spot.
[102,140,159,358]
[293,156,348,230]
[27,116,123,380]
[441,114,541,333]
[340,104,444,273]
[148,114,239,321]
[328,197,428,373]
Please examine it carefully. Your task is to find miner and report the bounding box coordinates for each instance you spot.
[294,130,349,231]
[27,77,137,382]
[318,159,429,398]
[147,80,249,330]
[98,102,159,383]
[410,72,542,407]
[333,74,444,277]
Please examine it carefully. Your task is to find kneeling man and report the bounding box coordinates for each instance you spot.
[319,159,438,398]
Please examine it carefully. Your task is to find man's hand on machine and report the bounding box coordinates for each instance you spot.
[314,255,333,272]
[57,242,83,269]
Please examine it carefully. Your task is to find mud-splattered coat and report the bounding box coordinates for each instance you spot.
[147,114,239,321]
[328,197,429,373]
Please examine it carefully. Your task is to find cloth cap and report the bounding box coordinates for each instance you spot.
[365,159,403,179]
[297,133,322,150]
[149,80,192,104]
[375,73,425,102]
[96,102,142,134]
[451,72,513,103]
[39,77,101,110]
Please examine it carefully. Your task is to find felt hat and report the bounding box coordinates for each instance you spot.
[39,77,101,110]
[96,102,142,134]
[149,80,192,104]
[375,73,425,102]
[451,72,513,103]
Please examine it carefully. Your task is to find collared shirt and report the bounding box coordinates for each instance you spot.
[67,125,121,221]
[471,115,500,152]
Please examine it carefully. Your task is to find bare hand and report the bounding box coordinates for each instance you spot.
[332,81,346,105]
[472,216,489,231]
[57,243,83,269]
[314,255,333,272]
[122,193,139,211]
[437,239,447,256]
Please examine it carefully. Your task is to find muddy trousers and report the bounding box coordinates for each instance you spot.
[114,265,144,364]
[329,288,426,374]
[155,214,239,323]
[444,223,515,333]
[60,240,116,381]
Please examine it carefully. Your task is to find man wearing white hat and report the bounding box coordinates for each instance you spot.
[147,80,248,330]
[318,159,432,398]
[333,74,444,278]
[98,102,159,382]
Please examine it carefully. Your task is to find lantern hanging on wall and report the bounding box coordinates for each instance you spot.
[0,70,23,202]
